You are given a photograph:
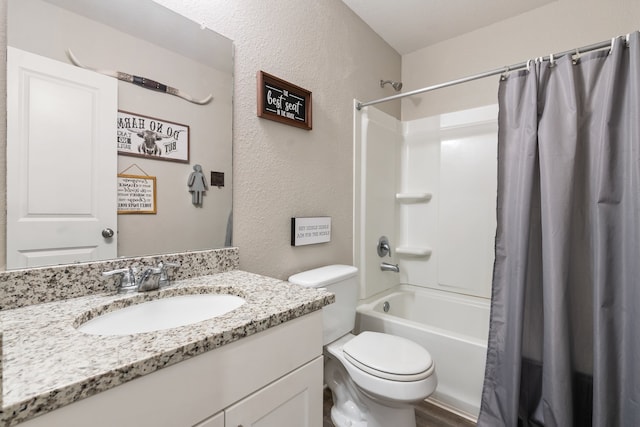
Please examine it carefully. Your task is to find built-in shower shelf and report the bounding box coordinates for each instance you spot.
[395,193,432,203]
[395,247,432,257]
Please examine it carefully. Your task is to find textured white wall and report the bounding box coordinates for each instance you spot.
[401,0,640,120]
[151,0,402,279]
[0,0,401,276]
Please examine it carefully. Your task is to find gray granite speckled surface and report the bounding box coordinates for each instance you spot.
[0,248,240,310]
[0,269,334,426]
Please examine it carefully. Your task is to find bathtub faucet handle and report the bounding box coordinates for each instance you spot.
[377,236,392,257]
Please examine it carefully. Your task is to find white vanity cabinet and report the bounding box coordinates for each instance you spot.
[223,357,323,427]
[17,311,324,427]
[195,357,323,427]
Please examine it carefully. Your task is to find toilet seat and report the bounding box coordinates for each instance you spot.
[326,333,438,403]
[342,331,434,382]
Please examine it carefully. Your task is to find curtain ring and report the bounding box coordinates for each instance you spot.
[526,59,532,72]
[625,33,631,48]
[609,37,616,54]
[549,53,556,68]
[572,49,581,65]
[500,65,510,81]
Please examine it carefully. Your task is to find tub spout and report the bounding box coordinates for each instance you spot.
[380,262,400,273]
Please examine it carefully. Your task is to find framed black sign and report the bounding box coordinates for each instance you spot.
[257,71,312,130]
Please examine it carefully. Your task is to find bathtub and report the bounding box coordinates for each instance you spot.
[355,284,490,420]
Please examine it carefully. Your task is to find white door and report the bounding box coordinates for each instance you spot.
[7,47,118,269]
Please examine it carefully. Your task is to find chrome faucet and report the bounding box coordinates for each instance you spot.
[103,261,179,293]
[380,262,400,273]
[102,266,138,293]
[136,266,163,292]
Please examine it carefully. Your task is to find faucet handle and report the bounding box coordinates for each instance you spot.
[157,261,181,287]
[377,236,392,257]
[102,267,137,293]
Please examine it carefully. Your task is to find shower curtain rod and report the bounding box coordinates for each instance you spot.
[356,37,622,110]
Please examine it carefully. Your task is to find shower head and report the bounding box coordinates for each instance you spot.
[380,79,403,92]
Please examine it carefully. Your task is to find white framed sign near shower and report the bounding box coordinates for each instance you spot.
[291,216,331,246]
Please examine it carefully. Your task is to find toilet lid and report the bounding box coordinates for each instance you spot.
[342,331,434,382]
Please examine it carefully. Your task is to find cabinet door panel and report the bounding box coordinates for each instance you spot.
[225,356,323,427]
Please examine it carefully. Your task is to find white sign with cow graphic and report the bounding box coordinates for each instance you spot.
[117,110,189,163]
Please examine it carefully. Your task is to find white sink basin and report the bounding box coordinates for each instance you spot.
[77,294,246,336]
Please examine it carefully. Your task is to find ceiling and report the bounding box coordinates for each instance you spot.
[342,0,556,55]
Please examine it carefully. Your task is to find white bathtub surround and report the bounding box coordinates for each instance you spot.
[0,270,333,426]
[354,104,498,300]
[356,284,490,419]
[401,105,497,298]
[353,104,402,299]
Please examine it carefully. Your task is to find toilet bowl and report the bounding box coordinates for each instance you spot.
[288,265,437,427]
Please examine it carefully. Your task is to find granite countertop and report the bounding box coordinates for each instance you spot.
[0,270,334,426]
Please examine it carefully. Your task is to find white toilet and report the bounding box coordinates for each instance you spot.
[288,265,437,427]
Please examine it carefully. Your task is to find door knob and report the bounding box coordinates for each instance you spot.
[101,228,115,238]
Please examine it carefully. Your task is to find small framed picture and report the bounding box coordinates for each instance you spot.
[117,110,189,163]
[117,174,157,214]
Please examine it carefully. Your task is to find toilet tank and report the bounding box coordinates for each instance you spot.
[288,265,359,345]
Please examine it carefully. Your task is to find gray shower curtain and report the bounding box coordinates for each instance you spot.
[478,32,640,427]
